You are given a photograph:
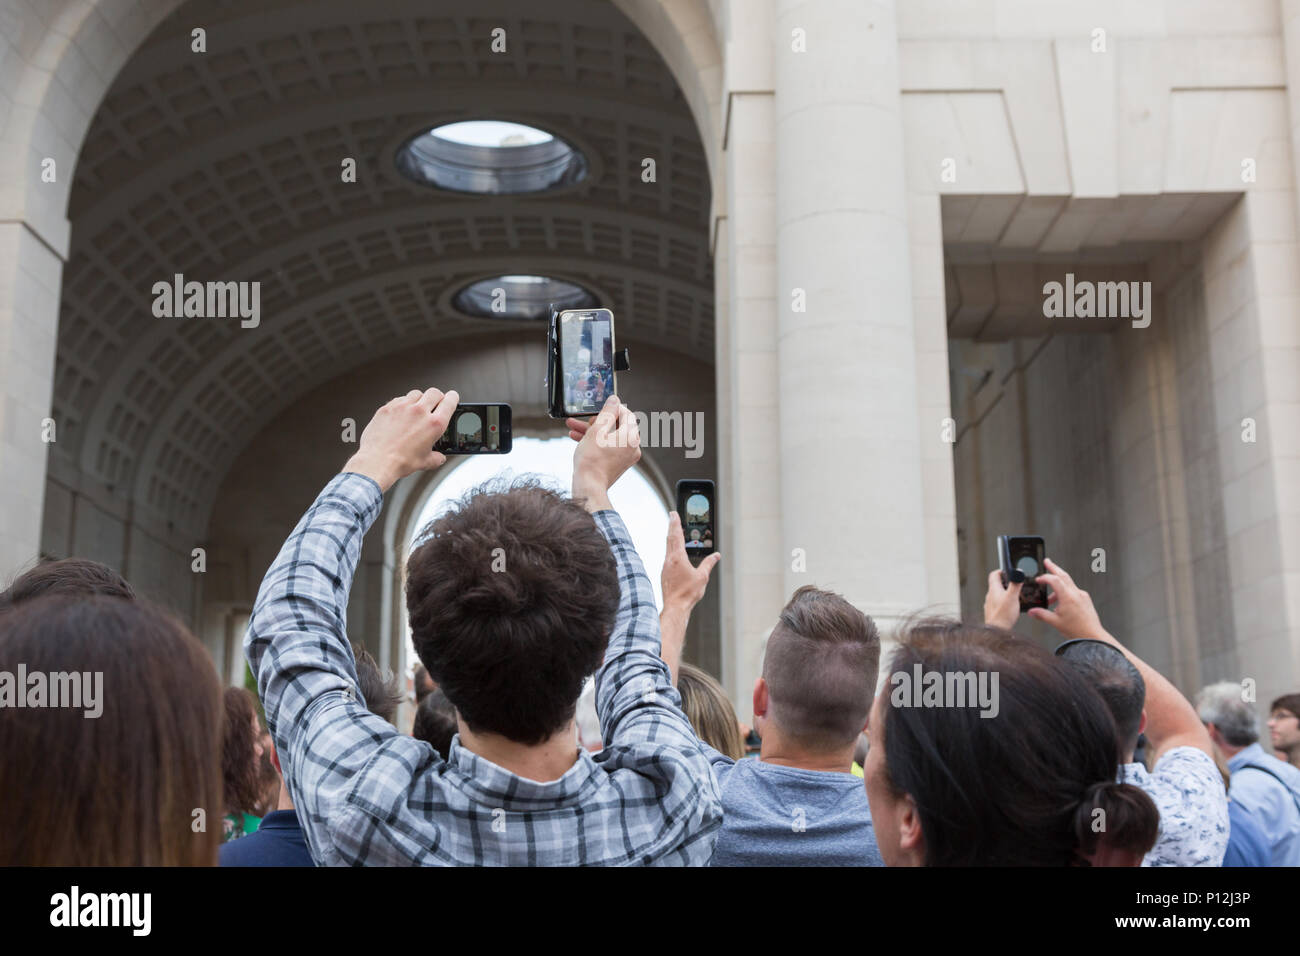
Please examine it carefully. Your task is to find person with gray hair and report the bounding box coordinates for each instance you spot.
[1197,681,1300,866]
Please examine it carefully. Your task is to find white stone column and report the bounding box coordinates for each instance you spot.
[720,0,784,709]
[773,0,928,630]
[0,221,61,580]
[1223,2,1300,701]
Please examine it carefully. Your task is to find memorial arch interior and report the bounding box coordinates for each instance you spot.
[34,0,721,687]
[5,0,1297,714]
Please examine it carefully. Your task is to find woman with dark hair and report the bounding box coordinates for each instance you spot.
[221,687,267,842]
[0,594,223,865]
[863,619,1159,867]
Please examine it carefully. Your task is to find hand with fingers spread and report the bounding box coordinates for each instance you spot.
[659,511,720,684]
[983,569,1023,630]
[662,512,721,612]
[569,395,640,513]
[1027,557,1107,642]
[343,387,460,492]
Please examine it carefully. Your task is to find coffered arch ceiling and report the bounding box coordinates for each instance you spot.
[54,0,714,532]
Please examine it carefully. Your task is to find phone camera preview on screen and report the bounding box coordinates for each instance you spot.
[562,312,614,415]
[684,492,712,549]
[457,411,482,437]
[445,407,501,452]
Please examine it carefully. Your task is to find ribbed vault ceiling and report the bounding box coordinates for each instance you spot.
[55,0,713,529]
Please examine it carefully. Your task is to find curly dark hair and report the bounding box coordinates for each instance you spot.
[221,687,264,817]
[405,479,619,745]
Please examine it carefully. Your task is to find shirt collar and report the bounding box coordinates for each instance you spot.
[258,810,303,830]
[1227,742,1267,771]
[446,737,602,810]
[1119,761,1151,786]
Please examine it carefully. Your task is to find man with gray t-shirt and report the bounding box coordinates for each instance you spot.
[657,557,883,867]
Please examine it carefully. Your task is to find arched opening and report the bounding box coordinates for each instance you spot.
[24,0,722,697]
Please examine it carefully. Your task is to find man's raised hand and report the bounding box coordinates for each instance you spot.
[343,388,459,493]
[570,395,640,512]
[662,511,720,612]
[1028,557,1108,642]
[983,569,1022,631]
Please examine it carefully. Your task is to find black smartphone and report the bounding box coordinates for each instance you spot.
[434,403,512,455]
[555,307,616,418]
[997,534,1048,611]
[676,479,716,562]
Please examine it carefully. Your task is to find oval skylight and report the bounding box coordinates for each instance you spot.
[452,275,598,321]
[396,121,587,194]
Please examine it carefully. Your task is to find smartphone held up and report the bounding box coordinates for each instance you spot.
[434,403,513,455]
[997,534,1049,611]
[546,306,631,419]
[676,479,716,563]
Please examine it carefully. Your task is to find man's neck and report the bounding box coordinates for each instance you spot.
[758,728,855,773]
[276,780,294,812]
[1221,740,1250,760]
[458,720,581,783]
[1285,746,1300,770]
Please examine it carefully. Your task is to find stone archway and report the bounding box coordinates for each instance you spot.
[0,0,725,594]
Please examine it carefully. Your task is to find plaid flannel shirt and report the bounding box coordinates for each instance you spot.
[245,472,722,865]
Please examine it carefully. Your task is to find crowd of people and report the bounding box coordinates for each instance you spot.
[1,387,1298,867]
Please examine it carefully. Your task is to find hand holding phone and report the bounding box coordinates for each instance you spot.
[662,511,720,610]
[1030,558,1108,642]
[997,535,1049,611]
[344,388,459,492]
[570,396,641,512]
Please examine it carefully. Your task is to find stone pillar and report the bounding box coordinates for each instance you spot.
[720,0,785,709]
[773,0,928,631]
[1198,192,1300,703]
[0,222,61,580]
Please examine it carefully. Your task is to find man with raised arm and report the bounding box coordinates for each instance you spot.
[246,389,721,865]
[985,558,1229,866]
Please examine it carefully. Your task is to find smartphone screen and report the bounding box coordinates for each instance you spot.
[998,535,1048,610]
[434,403,512,455]
[676,479,716,560]
[560,309,615,416]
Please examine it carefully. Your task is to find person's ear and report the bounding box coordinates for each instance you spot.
[897,792,924,863]
[1138,711,1147,737]
[861,701,873,735]
[752,677,768,720]
[269,741,281,776]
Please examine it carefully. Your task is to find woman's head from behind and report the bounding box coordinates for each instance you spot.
[678,662,745,760]
[0,594,223,865]
[863,618,1158,867]
[222,685,266,818]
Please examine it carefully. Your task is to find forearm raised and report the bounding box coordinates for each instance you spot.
[659,605,690,686]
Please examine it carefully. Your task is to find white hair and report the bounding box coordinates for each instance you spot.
[1195,681,1258,747]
